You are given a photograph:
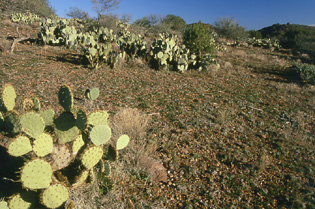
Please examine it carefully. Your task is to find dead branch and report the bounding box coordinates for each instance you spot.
[10,27,30,53]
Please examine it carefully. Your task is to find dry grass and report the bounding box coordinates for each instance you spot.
[110,107,151,141]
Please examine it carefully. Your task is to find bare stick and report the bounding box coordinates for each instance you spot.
[10,27,30,53]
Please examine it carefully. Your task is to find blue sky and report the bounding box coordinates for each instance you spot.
[51,0,315,30]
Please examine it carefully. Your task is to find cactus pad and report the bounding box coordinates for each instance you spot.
[72,169,89,188]
[1,84,16,111]
[116,134,130,150]
[7,135,32,157]
[85,88,99,101]
[101,160,111,176]
[0,200,9,209]
[89,125,111,146]
[51,144,72,171]
[58,84,73,111]
[72,134,84,156]
[32,96,41,111]
[54,112,79,144]
[87,110,109,126]
[21,159,52,190]
[39,108,55,126]
[33,133,53,157]
[20,112,45,139]
[106,144,118,161]
[8,193,31,209]
[81,146,104,169]
[41,184,69,209]
[75,109,87,131]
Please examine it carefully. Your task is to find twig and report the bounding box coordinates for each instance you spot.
[10,27,30,53]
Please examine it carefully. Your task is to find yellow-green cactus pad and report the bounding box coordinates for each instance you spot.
[33,133,53,157]
[58,84,73,112]
[39,108,55,126]
[41,184,69,209]
[81,146,103,169]
[89,125,111,146]
[20,112,45,139]
[86,88,99,101]
[51,144,72,171]
[7,135,32,157]
[87,110,109,126]
[116,134,130,150]
[72,169,89,188]
[72,134,84,156]
[1,84,16,111]
[54,112,79,144]
[75,109,87,131]
[8,193,31,209]
[0,200,9,209]
[21,159,52,190]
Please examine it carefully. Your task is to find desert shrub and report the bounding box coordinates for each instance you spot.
[214,17,248,41]
[291,62,315,84]
[162,14,186,32]
[66,7,89,20]
[183,21,215,55]
[249,30,263,39]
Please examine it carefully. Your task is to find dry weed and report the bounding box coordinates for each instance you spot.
[111,107,151,140]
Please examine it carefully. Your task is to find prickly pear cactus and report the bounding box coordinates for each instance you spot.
[20,112,45,139]
[116,134,130,150]
[7,135,32,157]
[1,84,16,112]
[0,83,131,208]
[41,184,69,209]
[85,87,99,101]
[21,159,53,190]
[81,145,104,169]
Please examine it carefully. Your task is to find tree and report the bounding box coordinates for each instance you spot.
[91,0,120,20]
[162,14,186,31]
[214,17,248,41]
[66,7,89,20]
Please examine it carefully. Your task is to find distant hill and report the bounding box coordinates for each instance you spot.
[259,23,315,62]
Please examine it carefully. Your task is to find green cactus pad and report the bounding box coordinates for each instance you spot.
[4,110,21,134]
[7,135,32,157]
[41,184,69,209]
[33,133,53,157]
[86,88,99,101]
[8,193,31,209]
[72,134,84,156]
[20,112,45,139]
[116,134,130,150]
[58,84,73,111]
[87,110,109,126]
[75,109,87,131]
[39,108,55,126]
[81,146,104,170]
[32,96,41,111]
[0,200,9,209]
[21,159,52,190]
[54,112,79,144]
[72,169,89,188]
[89,125,111,146]
[51,144,72,171]
[1,84,16,111]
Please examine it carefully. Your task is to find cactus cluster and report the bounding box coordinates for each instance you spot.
[11,12,40,24]
[0,83,130,208]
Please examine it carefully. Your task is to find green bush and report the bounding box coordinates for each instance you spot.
[292,62,315,84]
[214,17,248,41]
[183,21,215,55]
[162,14,186,31]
